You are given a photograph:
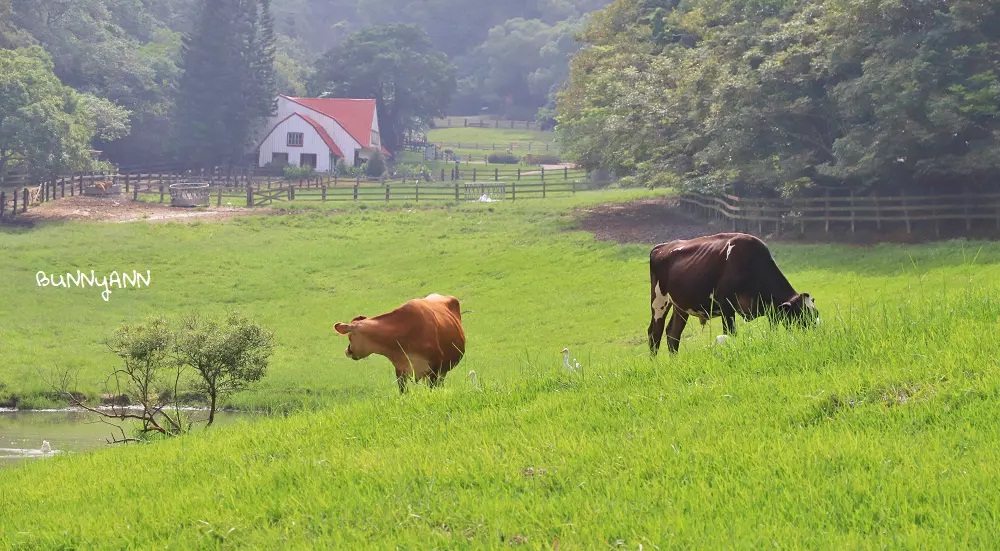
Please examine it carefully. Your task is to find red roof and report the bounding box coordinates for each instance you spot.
[258,112,344,158]
[283,96,377,150]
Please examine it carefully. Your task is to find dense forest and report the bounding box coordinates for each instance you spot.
[0,0,610,172]
[558,0,1000,196]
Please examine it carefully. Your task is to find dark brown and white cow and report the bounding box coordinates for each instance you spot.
[647,232,817,354]
[334,293,467,392]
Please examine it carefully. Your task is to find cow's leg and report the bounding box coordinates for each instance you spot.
[664,310,689,354]
[395,367,412,393]
[648,280,672,355]
[721,300,738,335]
[426,371,442,389]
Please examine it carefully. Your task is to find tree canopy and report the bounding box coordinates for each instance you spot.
[176,0,277,168]
[0,47,126,182]
[309,24,456,154]
[556,0,1000,196]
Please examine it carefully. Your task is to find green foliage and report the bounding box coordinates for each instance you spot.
[310,24,456,154]
[364,149,386,178]
[176,312,274,425]
[176,0,277,168]
[487,153,520,164]
[282,164,314,179]
[557,0,1000,195]
[0,47,100,182]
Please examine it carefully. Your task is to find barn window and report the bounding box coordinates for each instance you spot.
[287,132,304,147]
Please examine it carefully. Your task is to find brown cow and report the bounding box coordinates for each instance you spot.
[647,232,818,354]
[334,293,466,392]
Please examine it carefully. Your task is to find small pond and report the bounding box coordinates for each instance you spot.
[0,408,251,466]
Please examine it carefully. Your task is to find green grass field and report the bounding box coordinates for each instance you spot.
[2,189,1000,547]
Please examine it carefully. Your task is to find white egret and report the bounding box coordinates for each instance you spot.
[561,348,581,372]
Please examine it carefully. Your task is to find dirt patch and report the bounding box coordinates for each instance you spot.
[13,196,274,224]
[573,196,1000,246]
[575,197,722,245]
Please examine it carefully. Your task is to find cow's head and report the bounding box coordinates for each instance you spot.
[333,315,375,360]
[778,293,819,326]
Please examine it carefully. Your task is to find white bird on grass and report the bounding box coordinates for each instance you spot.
[561,348,581,372]
[40,440,51,454]
[468,370,479,389]
[715,335,731,346]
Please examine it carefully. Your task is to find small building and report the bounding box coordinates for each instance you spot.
[256,95,387,172]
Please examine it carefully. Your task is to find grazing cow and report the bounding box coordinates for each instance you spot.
[647,232,817,354]
[334,293,466,392]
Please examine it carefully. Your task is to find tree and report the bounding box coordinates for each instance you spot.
[99,316,185,438]
[176,0,277,168]
[175,312,274,425]
[0,47,111,183]
[557,0,1000,195]
[309,24,456,153]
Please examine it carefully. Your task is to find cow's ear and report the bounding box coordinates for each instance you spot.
[351,315,367,322]
[334,322,353,335]
[778,301,793,311]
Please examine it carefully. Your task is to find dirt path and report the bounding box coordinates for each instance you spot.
[15,196,273,224]
[575,196,721,245]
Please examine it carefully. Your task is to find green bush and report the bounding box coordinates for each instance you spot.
[365,150,386,178]
[282,165,314,179]
[487,153,520,164]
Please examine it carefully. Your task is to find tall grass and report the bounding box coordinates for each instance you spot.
[2,190,1000,546]
[2,288,999,547]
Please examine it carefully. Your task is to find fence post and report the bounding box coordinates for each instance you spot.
[78,174,83,195]
[247,183,253,207]
[564,167,568,180]
[874,194,881,230]
[901,188,911,234]
[322,185,327,202]
[542,180,546,199]
[494,168,499,181]
[60,179,65,198]
[159,184,164,203]
[288,184,294,201]
[385,183,390,202]
[440,168,445,181]
[217,188,222,207]
[541,167,545,181]
[22,188,28,212]
[824,190,831,233]
[849,190,856,234]
[124,173,130,194]
[415,183,419,202]
[0,191,5,218]
[133,182,139,201]
[454,182,459,201]
[572,181,576,195]
[512,182,516,201]
[353,183,359,201]
[12,189,17,215]
[472,168,477,182]
[517,167,521,181]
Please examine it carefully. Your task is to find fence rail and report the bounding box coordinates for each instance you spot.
[431,117,549,131]
[1,167,599,219]
[679,191,1000,237]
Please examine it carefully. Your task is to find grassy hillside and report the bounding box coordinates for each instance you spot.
[2,191,1000,547]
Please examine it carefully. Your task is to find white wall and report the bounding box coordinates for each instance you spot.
[258,96,378,171]
[257,116,333,172]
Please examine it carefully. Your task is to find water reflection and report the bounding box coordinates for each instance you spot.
[0,409,248,466]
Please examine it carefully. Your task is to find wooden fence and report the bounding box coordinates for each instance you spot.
[1,168,599,219]
[679,191,1000,237]
[431,117,549,131]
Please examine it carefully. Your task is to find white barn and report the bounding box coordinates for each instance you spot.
[256,95,386,172]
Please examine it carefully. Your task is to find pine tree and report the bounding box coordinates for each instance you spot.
[176,0,276,169]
